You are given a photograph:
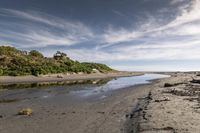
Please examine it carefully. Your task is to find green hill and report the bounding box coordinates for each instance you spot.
[0,46,114,76]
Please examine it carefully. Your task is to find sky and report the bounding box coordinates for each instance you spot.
[0,0,200,71]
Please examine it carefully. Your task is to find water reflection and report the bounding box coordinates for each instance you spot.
[0,79,112,90]
[71,74,170,97]
[0,74,170,102]
[0,79,112,102]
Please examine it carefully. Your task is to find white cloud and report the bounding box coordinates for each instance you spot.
[0,9,93,37]
[101,0,199,43]
[170,0,187,5]
[93,0,200,61]
[0,9,94,48]
[111,64,200,72]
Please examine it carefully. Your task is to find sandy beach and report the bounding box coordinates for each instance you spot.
[1,72,200,133]
[0,73,154,133]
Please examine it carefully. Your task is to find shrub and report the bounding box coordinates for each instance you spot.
[29,50,43,58]
[0,69,3,76]
[0,46,113,76]
[8,71,19,76]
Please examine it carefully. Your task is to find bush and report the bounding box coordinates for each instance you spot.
[0,69,3,76]
[0,46,113,76]
[31,68,41,76]
[29,50,43,58]
[8,71,19,76]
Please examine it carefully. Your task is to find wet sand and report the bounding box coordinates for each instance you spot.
[0,80,154,133]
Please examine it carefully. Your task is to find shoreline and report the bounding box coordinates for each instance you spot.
[0,73,156,133]
[127,72,200,133]
[0,71,143,85]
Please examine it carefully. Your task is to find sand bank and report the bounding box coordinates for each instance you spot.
[0,71,143,84]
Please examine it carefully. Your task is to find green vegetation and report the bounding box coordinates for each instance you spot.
[0,46,114,76]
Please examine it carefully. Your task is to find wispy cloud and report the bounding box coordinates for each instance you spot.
[0,8,94,48]
[92,0,200,62]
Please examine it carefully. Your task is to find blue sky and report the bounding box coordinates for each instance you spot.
[0,0,200,71]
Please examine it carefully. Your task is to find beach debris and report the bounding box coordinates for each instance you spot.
[147,91,152,100]
[164,82,183,87]
[150,126,176,132]
[0,99,20,103]
[154,98,170,102]
[164,89,193,96]
[97,111,105,114]
[18,108,33,116]
[164,83,174,87]
[196,74,200,76]
[61,112,66,115]
[72,111,76,114]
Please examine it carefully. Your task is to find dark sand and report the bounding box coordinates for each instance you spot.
[0,80,153,133]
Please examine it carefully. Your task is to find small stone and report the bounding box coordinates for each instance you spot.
[97,111,105,114]
[18,108,33,116]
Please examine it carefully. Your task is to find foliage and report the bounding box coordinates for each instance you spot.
[29,50,44,58]
[0,68,3,76]
[53,51,68,60]
[0,46,114,76]
[81,62,113,73]
[0,46,19,56]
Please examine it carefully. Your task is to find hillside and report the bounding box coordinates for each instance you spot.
[0,46,114,76]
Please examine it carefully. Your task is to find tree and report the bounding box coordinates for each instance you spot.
[29,50,43,58]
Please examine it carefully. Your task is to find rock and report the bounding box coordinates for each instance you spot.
[18,108,33,116]
[164,83,174,87]
[164,82,183,87]
[92,68,100,73]
[191,79,200,84]
[125,114,129,118]
[77,72,84,75]
[154,98,170,102]
[57,74,64,78]
[97,111,105,114]
[61,112,66,115]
